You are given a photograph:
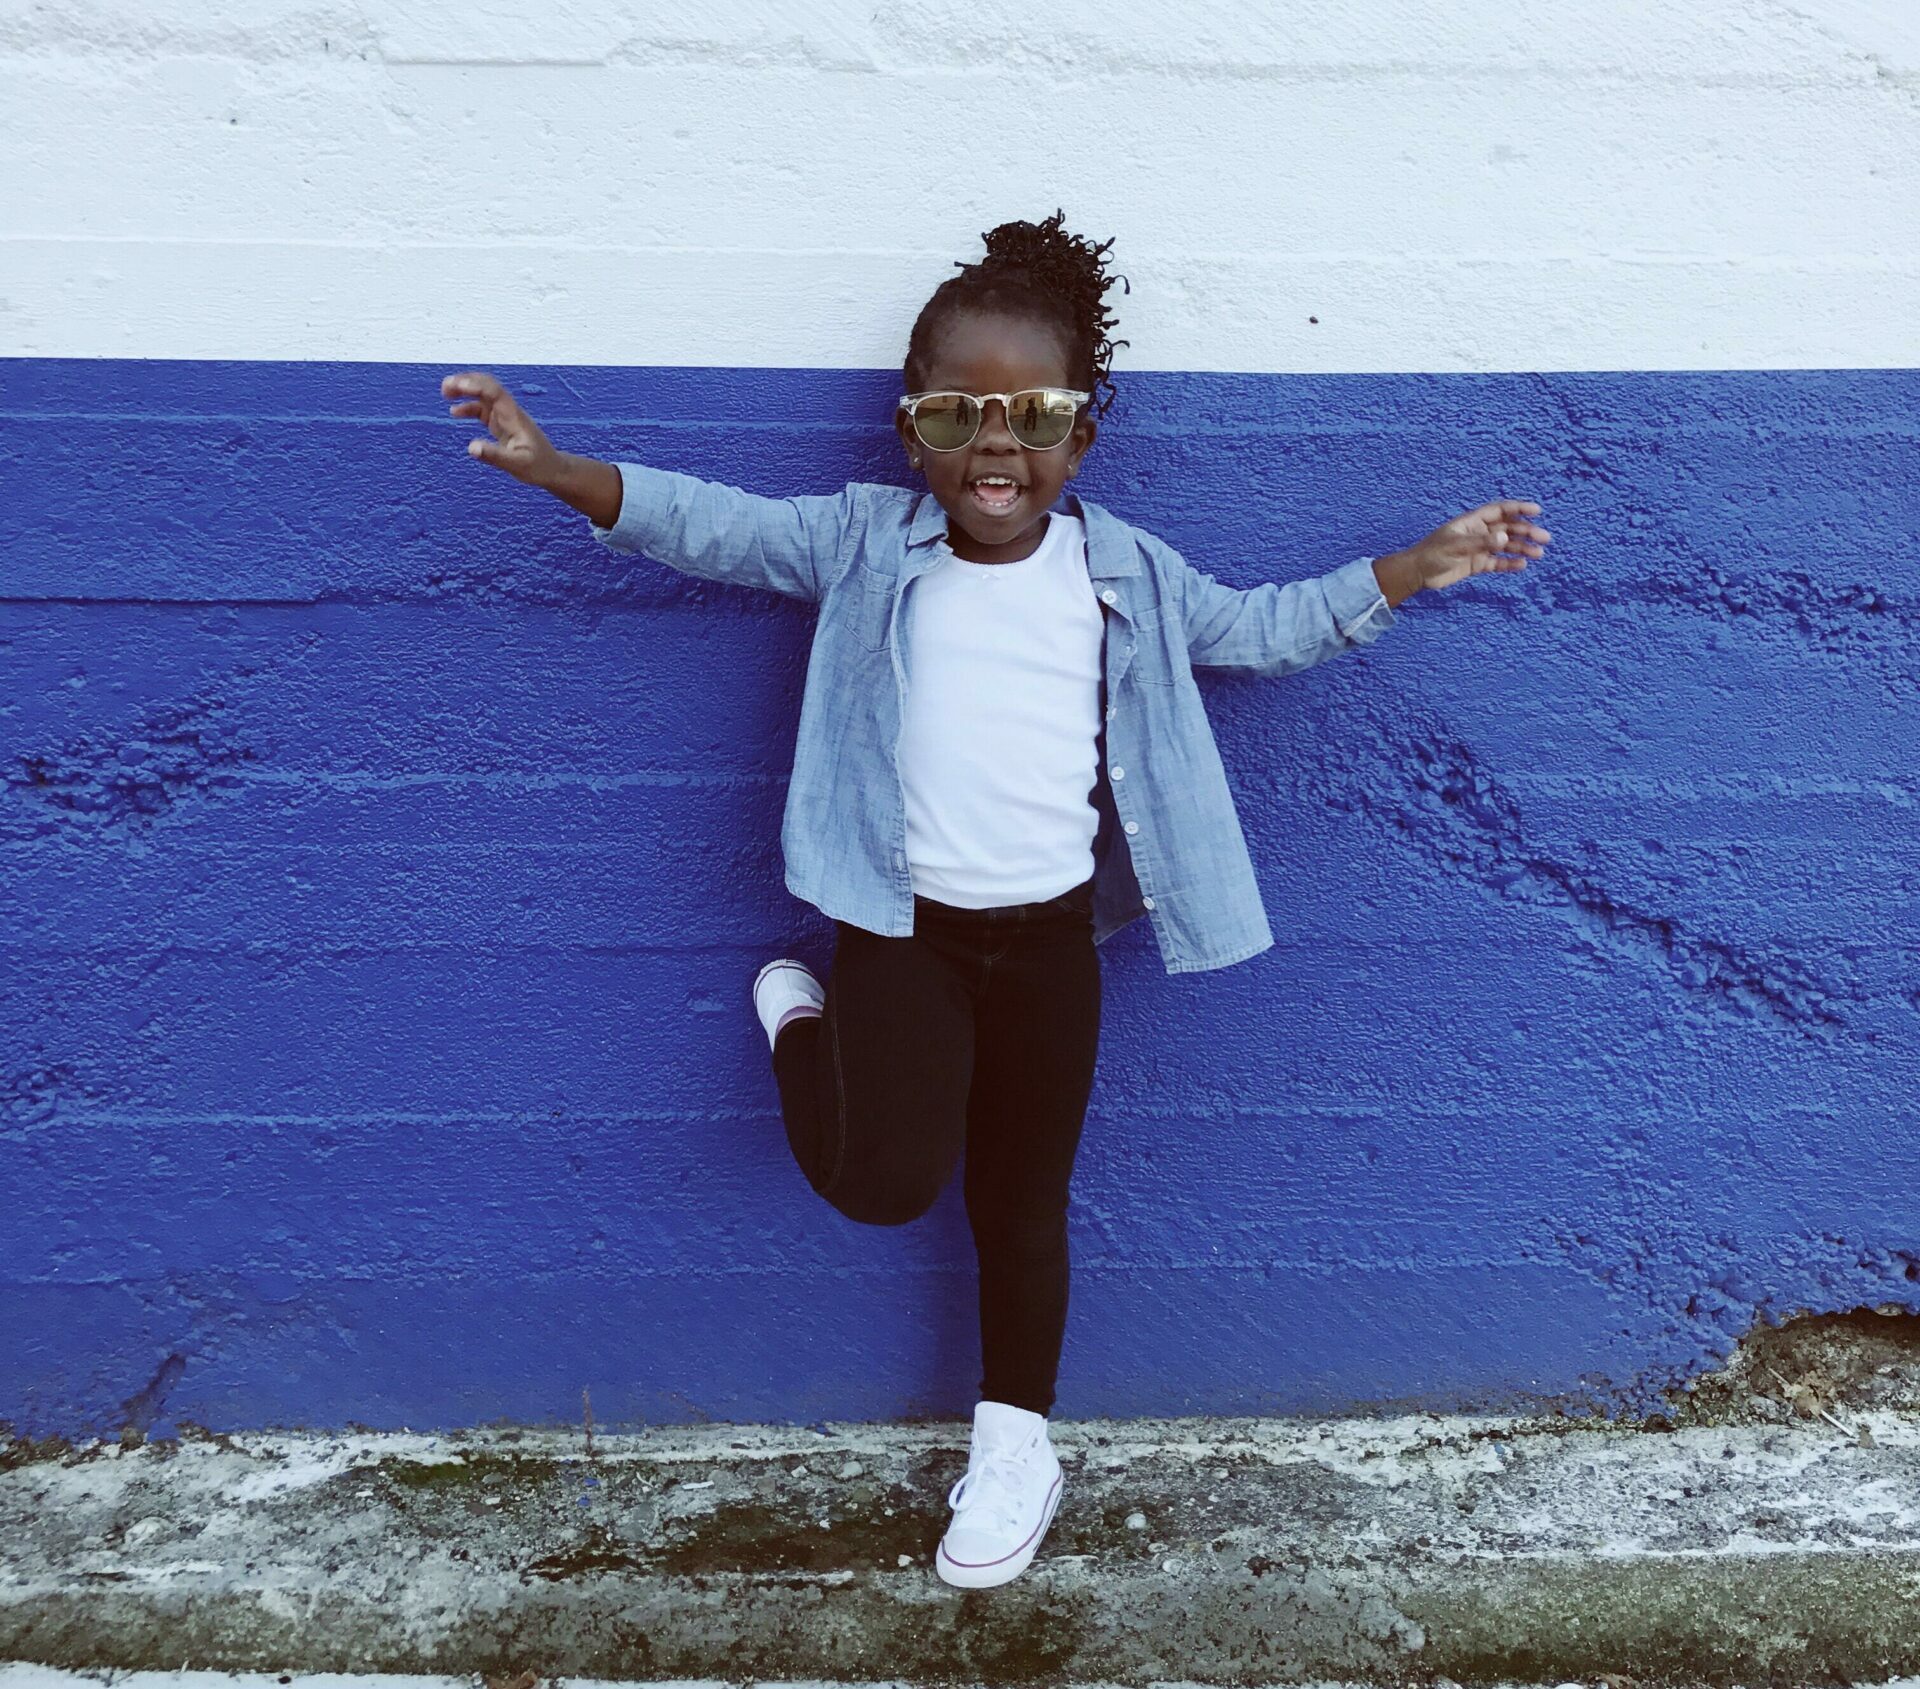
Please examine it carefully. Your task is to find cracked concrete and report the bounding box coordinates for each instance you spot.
[18,1676,1920,1689]
[6,1317,1920,1686]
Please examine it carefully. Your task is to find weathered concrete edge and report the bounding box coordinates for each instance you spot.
[9,1410,1920,1687]
[9,1549,1920,1687]
[9,1674,1910,1689]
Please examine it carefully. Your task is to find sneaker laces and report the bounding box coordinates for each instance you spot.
[947,1432,1043,1534]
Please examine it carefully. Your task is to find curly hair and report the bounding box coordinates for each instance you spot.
[903,210,1130,417]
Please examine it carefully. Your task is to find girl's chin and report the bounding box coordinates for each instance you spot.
[945,491,1030,535]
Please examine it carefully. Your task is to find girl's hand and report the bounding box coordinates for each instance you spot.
[441,370,561,485]
[1392,501,1551,594]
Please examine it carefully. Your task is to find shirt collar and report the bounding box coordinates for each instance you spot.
[906,490,950,550]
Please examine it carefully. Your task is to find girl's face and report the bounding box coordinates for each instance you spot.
[896,309,1098,565]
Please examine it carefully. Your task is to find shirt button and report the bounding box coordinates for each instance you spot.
[1124,821,1139,836]
[1142,896,1156,911]
[1111,766,1125,780]
[1106,705,1116,719]
[1101,589,1117,604]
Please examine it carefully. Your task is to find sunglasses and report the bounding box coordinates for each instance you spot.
[898,387,1091,453]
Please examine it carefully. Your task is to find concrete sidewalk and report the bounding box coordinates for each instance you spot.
[16,1675,1920,1689]
[5,1316,1919,1686]
[9,1676,1920,1689]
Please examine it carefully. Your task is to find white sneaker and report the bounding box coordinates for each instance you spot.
[751,957,824,1050]
[935,1399,1063,1588]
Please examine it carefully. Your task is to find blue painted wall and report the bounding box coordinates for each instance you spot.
[5,359,1918,1439]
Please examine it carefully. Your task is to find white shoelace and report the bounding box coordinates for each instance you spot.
[947,1434,1045,1534]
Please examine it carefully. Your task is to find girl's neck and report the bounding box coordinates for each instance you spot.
[946,511,1053,566]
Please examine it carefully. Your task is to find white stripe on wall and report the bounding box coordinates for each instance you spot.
[9,241,1916,372]
[4,0,1917,371]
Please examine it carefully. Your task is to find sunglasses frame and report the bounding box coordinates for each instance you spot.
[898,387,1093,453]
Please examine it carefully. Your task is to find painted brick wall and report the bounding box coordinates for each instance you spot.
[4,0,1917,1438]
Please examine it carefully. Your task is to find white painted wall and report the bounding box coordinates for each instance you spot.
[3,0,1916,369]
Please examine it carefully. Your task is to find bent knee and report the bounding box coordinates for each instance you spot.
[829,1180,944,1228]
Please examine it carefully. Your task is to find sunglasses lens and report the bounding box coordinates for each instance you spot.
[1008,389,1079,449]
[912,393,979,451]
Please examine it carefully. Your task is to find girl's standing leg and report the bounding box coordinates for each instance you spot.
[959,880,1102,1417]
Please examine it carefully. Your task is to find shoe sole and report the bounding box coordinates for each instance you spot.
[933,1470,1063,1589]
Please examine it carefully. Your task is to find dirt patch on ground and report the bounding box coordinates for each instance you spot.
[1652,1305,1920,1432]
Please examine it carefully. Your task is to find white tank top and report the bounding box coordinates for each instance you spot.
[898,511,1105,908]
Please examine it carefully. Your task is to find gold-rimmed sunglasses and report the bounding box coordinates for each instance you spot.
[898,387,1092,453]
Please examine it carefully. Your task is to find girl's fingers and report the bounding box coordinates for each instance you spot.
[441,371,504,400]
[1461,499,1544,532]
[447,395,529,444]
[1482,520,1547,552]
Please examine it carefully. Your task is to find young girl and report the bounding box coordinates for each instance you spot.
[441,211,1549,1590]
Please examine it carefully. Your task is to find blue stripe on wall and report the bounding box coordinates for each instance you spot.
[5,359,1918,1438]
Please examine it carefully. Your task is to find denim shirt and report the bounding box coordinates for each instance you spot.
[590,462,1397,974]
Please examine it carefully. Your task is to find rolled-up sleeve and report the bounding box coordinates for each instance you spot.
[588,461,857,605]
[1179,550,1396,678]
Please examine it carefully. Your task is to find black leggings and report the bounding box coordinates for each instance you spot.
[771,876,1102,1417]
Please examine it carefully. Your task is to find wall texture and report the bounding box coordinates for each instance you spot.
[4,0,1918,1439]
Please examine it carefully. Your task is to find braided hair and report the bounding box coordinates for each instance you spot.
[904,210,1130,417]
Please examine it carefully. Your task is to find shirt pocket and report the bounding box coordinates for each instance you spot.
[846,563,898,651]
[1116,599,1185,686]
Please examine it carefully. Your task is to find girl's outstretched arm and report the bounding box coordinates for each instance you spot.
[1178,551,1397,680]
[1177,500,1550,679]
[441,370,847,604]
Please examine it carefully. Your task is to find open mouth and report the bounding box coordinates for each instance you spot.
[968,475,1022,516]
